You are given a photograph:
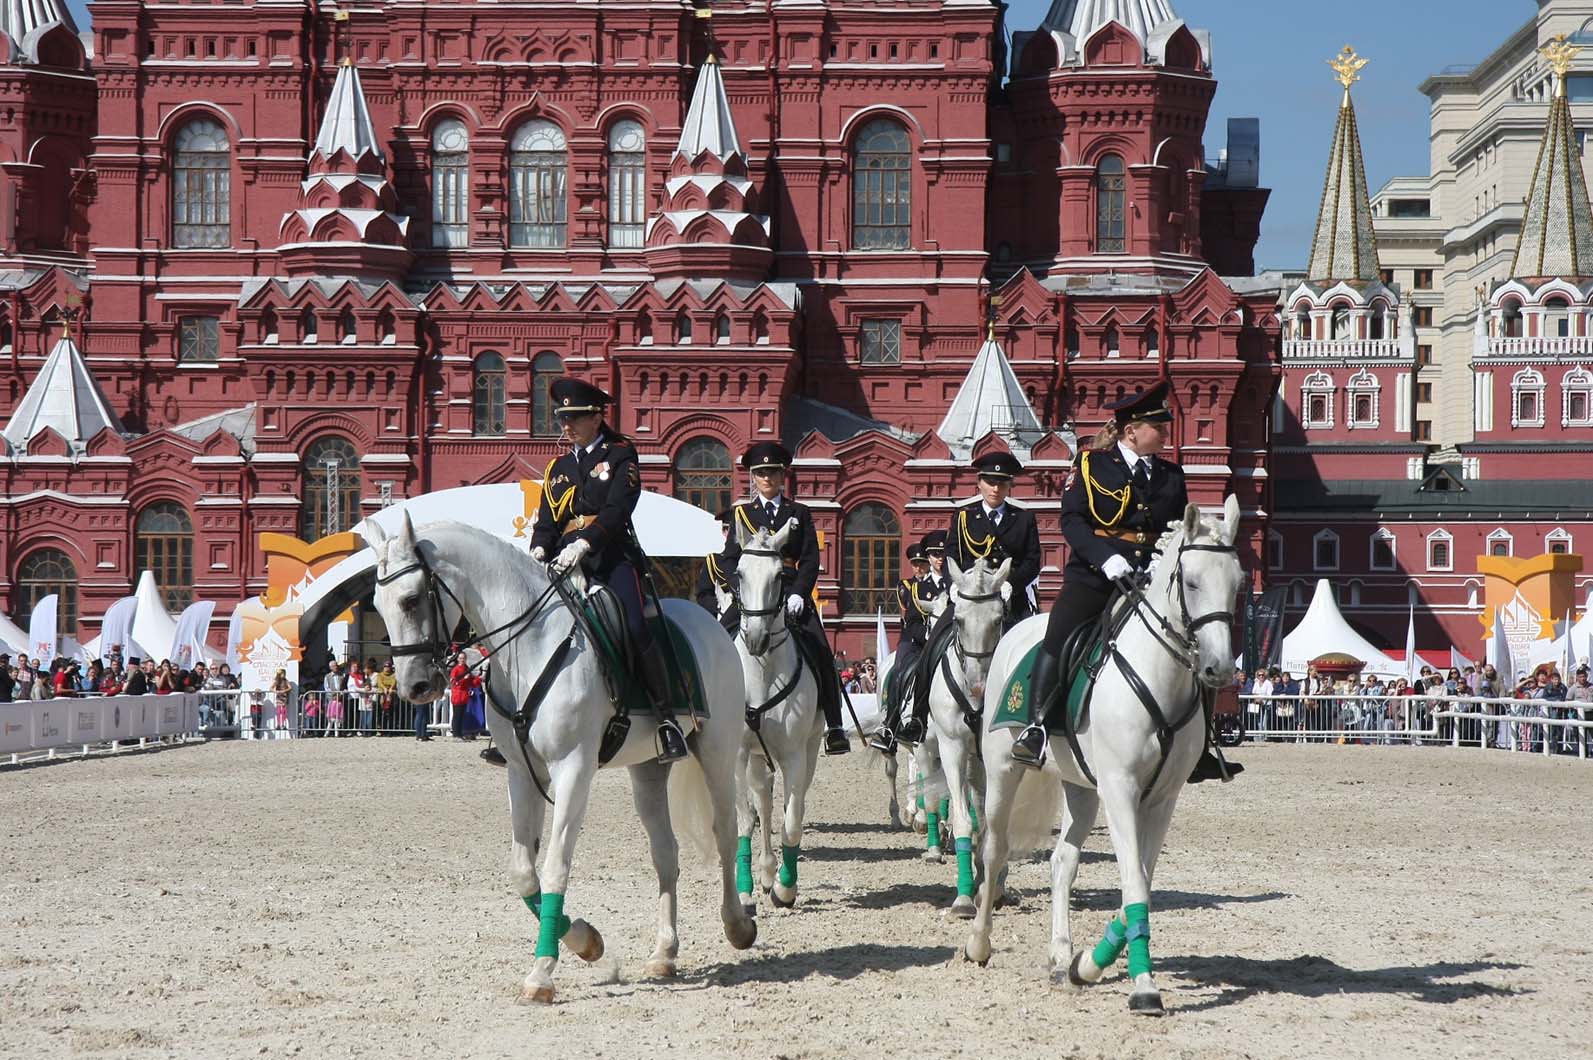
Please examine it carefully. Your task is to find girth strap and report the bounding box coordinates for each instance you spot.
[940,651,984,756]
[1107,644,1201,801]
[482,630,578,803]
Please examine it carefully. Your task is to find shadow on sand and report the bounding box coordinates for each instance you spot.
[683,942,950,988]
[1157,954,1528,1013]
[1065,888,1291,913]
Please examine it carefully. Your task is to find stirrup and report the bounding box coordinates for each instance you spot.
[867,728,898,755]
[897,717,926,745]
[655,719,688,763]
[1011,724,1048,768]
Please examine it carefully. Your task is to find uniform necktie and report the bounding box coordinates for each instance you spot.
[990,508,1003,526]
[1133,460,1150,492]
[765,501,778,522]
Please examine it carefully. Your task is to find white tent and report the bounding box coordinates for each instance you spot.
[129,570,180,663]
[0,610,28,654]
[1278,579,1408,679]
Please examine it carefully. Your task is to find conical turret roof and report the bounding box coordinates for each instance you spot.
[1041,0,1176,43]
[675,55,742,162]
[1307,49,1380,284]
[1511,35,1593,281]
[313,61,384,163]
[0,0,77,62]
[936,333,1045,459]
[1,331,125,452]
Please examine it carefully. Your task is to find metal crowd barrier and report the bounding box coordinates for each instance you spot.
[293,688,455,738]
[1236,693,1592,757]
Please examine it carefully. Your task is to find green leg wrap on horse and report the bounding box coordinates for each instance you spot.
[779,844,799,889]
[1090,915,1128,970]
[735,836,753,894]
[522,892,541,920]
[916,794,925,811]
[925,808,941,848]
[967,797,979,833]
[534,892,572,960]
[955,837,975,896]
[1124,902,1152,978]
[938,796,951,821]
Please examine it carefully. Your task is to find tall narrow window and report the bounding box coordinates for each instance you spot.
[841,503,901,613]
[300,436,361,544]
[530,351,563,437]
[430,118,470,248]
[509,120,568,248]
[852,119,911,250]
[178,316,219,363]
[673,437,733,515]
[473,352,507,436]
[136,502,194,610]
[16,548,78,642]
[859,319,902,364]
[1094,154,1125,253]
[607,119,646,248]
[172,118,231,248]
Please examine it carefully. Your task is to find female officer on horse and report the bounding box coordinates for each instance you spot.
[1010,382,1237,782]
[529,377,689,763]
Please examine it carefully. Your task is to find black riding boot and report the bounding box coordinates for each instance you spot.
[639,642,688,763]
[820,678,850,756]
[1012,649,1061,768]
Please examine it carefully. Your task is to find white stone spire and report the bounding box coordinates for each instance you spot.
[936,334,1045,459]
[1511,35,1593,280]
[313,61,383,162]
[1041,0,1177,44]
[1306,50,1380,284]
[675,56,742,162]
[2,331,125,451]
[0,0,77,59]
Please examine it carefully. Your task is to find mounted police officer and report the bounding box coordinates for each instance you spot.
[897,451,1042,745]
[717,441,851,756]
[529,377,688,764]
[868,540,939,753]
[1011,382,1237,783]
[921,529,950,597]
[694,508,733,619]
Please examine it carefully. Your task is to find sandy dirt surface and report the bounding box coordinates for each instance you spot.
[4,737,1592,1060]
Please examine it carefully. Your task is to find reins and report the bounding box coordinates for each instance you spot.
[734,543,804,772]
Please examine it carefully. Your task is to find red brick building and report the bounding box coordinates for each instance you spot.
[0,0,1280,657]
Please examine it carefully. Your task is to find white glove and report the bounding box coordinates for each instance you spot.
[551,539,591,575]
[1102,554,1133,582]
[785,594,806,617]
[530,546,547,563]
[999,582,1013,602]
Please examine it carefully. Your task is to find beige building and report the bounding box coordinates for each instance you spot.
[1371,0,1593,446]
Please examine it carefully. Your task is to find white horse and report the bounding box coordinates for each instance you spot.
[363,515,757,1003]
[919,555,1011,917]
[963,497,1244,1015]
[731,520,823,912]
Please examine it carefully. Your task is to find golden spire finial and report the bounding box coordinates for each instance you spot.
[1541,34,1581,97]
[1329,45,1368,101]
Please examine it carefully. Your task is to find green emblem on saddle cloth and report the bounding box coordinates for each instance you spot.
[577,603,710,720]
[990,640,1101,733]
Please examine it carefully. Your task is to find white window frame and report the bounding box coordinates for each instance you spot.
[1511,367,1546,427]
[1369,528,1397,571]
[1426,528,1454,572]
[1312,529,1340,572]
[1345,368,1381,430]
[1486,527,1514,558]
[1301,370,1335,429]
[606,119,647,249]
[1266,530,1284,571]
[430,118,470,249]
[1546,527,1574,555]
[1563,366,1593,427]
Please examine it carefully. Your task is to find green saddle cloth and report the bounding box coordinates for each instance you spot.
[989,639,1103,734]
[577,603,710,720]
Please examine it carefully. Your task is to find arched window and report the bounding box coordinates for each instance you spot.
[1544,297,1572,338]
[1330,306,1351,340]
[1486,528,1513,558]
[299,308,318,344]
[1427,529,1453,572]
[260,307,279,345]
[1102,326,1120,357]
[509,120,568,248]
[841,503,901,613]
[676,313,693,345]
[1369,528,1396,571]
[1293,308,1311,340]
[473,352,507,436]
[1145,326,1160,356]
[1301,370,1335,429]
[530,351,563,437]
[672,437,733,515]
[1266,530,1284,571]
[714,314,731,344]
[1501,299,1523,338]
[1345,368,1380,429]
[136,502,194,610]
[1547,527,1574,555]
[1511,367,1546,427]
[1368,303,1386,340]
[1564,366,1593,426]
[300,436,361,543]
[1094,154,1126,253]
[172,117,231,248]
[607,119,646,248]
[16,548,78,642]
[338,308,357,345]
[852,119,911,250]
[431,118,470,248]
[1312,529,1339,571]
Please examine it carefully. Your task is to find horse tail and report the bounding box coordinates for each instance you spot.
[1005,768,1064,855]
[667,752,721,865]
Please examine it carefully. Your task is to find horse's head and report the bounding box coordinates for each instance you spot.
[364,511,451,704]
[735,516,796,656]
[944,554,1011,696]
[1163,494,1244,689]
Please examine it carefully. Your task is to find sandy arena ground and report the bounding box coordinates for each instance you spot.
[4,737,1592,1059]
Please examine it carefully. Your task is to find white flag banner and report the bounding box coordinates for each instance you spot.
[28,594,57,662]
[1404,602,1419,685]
[1449,646,1473,674]
[1563,610,1578,678]
[225,608,245,669]
[170,600,217,669]
[876,609,891,670]
[98,595,141,664]
[1488,606,1514,684]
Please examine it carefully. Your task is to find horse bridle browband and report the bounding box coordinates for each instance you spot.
[731,545,793,656]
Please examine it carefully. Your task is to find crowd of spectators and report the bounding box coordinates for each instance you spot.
[1239,660,1592,754]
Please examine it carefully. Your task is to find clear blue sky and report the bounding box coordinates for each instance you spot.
[66,0,1528,268]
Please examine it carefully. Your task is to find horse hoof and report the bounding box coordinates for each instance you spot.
[1067,950,1096,987]
[1049,965,1074,989]
[567,920,605,963]
[912,819,928,836]
[963,936,992,966]
[642,959,677,980]
[770,884,796,909]
[949,895,977,920]
[725,916,757,950]
[1129,991,1165,1016]
[921,850,943,864]
[520,984,556,1005]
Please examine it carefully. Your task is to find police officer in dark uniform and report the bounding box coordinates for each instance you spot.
[717,442,850,756]
[530,377,688,763]
[921,529,950,597]
[897,451,1042,745]
[1011,382,1237,782]
[694,508,733,618]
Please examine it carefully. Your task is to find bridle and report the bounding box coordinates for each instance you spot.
[732,545,792,657]
[949,586,1003,664]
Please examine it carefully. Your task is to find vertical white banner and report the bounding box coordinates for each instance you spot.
[1403,602,1418,685]
[28,594,57,662]
[98,595,141,663]
[170,600,217,669]
[225,608,245,669]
